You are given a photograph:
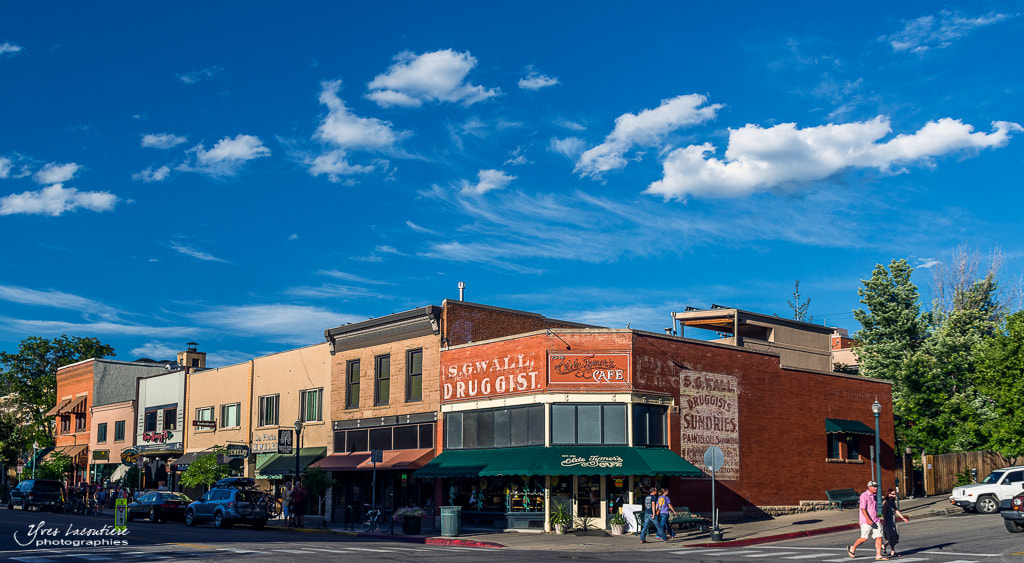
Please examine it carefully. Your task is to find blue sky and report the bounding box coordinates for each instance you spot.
[1,2,1022,366]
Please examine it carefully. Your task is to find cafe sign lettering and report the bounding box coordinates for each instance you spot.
[143,430,173,443]
[549,353,630,385]
[560,454,624,469]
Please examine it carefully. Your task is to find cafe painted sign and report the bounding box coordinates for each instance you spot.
[560,454,624,469]
[679,370,740,480]
[548,353,631,385]
[442,351,543,401]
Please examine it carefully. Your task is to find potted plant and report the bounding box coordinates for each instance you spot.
[393,506,426,534]
[608,512,627,535]
[550,501,572,534]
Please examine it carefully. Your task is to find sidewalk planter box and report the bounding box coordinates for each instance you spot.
[441,505,461,537]
[401,516,421,535]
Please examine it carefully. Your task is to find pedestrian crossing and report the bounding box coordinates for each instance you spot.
[5,543,494,562]
[657,546,1000,562]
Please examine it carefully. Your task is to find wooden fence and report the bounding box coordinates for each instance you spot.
[922,451,1024,496]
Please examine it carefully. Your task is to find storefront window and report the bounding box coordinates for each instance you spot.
[632,404,667,446]
[445,405,544,450]
[446,475,545,513]
[551,404,627,445]
[578,474,601,517]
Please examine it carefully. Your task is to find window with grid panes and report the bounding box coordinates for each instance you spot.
[374,355,390,406]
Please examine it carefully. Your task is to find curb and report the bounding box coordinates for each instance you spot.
[266,524,506,548]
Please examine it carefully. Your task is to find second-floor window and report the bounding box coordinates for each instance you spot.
[406,349,423,402]
[221,403,240,428]
[196,406,214,423]
[114,420,125,442]
[60,416,70,434]
[300,388,323,422]
[75,414,86,432]
[144,409,158,432]
[259,394,279,427]
[345,360,360,409]
[375,355,390,406]
[163,407,177,431]
[96,422,108,443]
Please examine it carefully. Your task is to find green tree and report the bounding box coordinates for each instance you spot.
[787,280,812,322]
[0,335,115,445]
[972,311,1024,457]
[0,411,29,469]
[179,449,231,490]
[853,259,926,384]
[36,451,73,481]
[302,466,334,516]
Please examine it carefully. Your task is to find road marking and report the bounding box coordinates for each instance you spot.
[10,558,58,563]
[922,552,1001,558]
[273,549,318,553]
[66,556,113,561]
[335,547,394,552]
[745,552,799,558]
[783,554,837,559]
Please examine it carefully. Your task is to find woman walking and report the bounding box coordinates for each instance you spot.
[881,488,909,557]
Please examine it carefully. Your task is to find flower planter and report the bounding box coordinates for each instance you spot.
[401,516,421,535]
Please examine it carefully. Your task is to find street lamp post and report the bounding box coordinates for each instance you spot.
[32,442,38,479]
[872,399,883,514]
[294,419,303,483]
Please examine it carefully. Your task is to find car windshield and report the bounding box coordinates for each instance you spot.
[981,470,1004,484]
[33,482,62,492]
[158,492,191,501]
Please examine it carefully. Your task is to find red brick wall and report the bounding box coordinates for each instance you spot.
[634,333,894,511]
[442,301,587,347]
[54,360,94,479]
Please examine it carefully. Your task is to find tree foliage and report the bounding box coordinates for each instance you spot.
[179,449,231,490]
[787,280,812,322]
[302,466,335,516]
[853,259,926,384]
[36,451,73,481]
[0,335,115,446]
[972,312,1024,457]
[0,411,29,469]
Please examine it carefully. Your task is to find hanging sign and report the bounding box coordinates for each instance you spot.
[120,448,139,467]
[278,429,293,455]
[226,444,250,459]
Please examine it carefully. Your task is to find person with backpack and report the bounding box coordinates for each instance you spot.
[639,486,666,543]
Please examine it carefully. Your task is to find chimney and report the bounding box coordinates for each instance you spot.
[177,342,206,369]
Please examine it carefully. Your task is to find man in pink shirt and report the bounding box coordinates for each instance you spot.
[848,481,885,559]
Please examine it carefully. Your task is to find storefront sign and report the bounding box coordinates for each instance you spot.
[226,444,250,459]
[549,353,631,384]
[679,370,740,480]
[278,429,293,455]
[120,448,139,466]
[138,442,182,453]
[560,454,624,469]
[252,430,279,453]
[193,420,216,429]
[143,430,174,443]
[92,450,109,461]
[442,352,542,401]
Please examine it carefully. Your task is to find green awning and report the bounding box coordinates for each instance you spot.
[415,446,702,478]
[825,418,876,435]
[255,447,327,477]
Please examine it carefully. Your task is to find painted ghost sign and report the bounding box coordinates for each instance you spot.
[679,370,740,480]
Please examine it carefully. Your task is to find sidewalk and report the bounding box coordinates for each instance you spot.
[275,495,960,550]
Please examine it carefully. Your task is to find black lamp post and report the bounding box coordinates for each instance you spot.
[872,399,882,514]
[294,419,303,482]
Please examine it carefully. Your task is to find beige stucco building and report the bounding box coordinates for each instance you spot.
[181,361,253,474]
[89,401,135,483]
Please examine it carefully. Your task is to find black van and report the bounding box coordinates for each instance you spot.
[8,479,64,511]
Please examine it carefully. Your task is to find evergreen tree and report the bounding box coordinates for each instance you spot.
[787,280,812,322]
[853,259,926,383]
[972,311,1024,456]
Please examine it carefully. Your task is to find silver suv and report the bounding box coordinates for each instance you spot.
[184,485,267,529]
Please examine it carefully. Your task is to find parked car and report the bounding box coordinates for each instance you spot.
[950,466,1024,514]
[127,491,192,523]
[1000,493,1024,533]
[185,486,267,529]
[7,480,64,512]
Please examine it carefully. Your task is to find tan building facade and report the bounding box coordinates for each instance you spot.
[181,361,253,475]
[89,401,135,483]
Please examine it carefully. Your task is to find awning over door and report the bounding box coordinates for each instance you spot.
[171,452,200,471]
[255,447,327,477]
[44,444,87,461]
[825,418,876,435]
[45,398,71,417]
[311,448,435,472]
[415,446,702,478]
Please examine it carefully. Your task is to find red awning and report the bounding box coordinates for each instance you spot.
[311,449,435,472]
[45,398,71,417]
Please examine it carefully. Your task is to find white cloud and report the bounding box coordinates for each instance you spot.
[168,241,230,263]
[307,149,375,182]
[406,221,437,235]
[177,66,223,84]
[0,42,22,56]
[318,270,395,285]
[128,342,181,361]
[518,67,559,90]
[575,94,723,178]
[0,157,10,178]
[141,133,187,149]
[33,162,80,184]
[549,137,586,160]
[459,169,515,196]
[0,284,121,320]
[555,119,586,132]
[0,317,198,339]
[0,183,117,216]
[186,134,270,177]
[366,49,500,108]
[132,165,171,183]
[646,117,1022,200]
[195,304,365,344]
[504,146,530,166]
[885,10,1014,53]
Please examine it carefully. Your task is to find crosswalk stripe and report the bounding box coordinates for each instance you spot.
[10,558,58,563]
[273,549,318,553]
[66,556,113,561]
[340,547,394,552]
[745,552,798,558]
[668,549,723,554]
[888,559,930,562]
[783,554,837,559]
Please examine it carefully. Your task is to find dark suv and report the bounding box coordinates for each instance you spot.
[184,482,267,529]
[1001,493,1024,533]
[8,480,64,511]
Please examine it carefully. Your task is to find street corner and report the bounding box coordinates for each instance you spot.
[425,536,505,548]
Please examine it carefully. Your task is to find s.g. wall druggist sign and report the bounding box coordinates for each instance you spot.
[548,353,631,386]
[442,350,544,401]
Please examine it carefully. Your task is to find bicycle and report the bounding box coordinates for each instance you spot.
[361,505,393,534]
[257,493,282,519]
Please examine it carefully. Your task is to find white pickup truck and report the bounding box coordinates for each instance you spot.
[950,466,1024,514]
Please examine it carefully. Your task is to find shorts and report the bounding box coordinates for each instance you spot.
[859,523,883,539]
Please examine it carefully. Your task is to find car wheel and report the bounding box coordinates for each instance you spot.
[1005,519,1024,533]
[252,518,266,530]
[150,508,158,522]
[214,511,231,529]
[977,495,999,514]
[184,510,196,527]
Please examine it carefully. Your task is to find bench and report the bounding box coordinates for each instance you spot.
[669,507,710,532]
[826,488,860,510]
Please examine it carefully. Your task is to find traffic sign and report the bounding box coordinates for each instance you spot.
[114,498,127,531]
[370,449,383,463]
[704,446,725,471]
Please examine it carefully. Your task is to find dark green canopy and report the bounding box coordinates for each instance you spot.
[415,446,702,478]
[825,418,876,435]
